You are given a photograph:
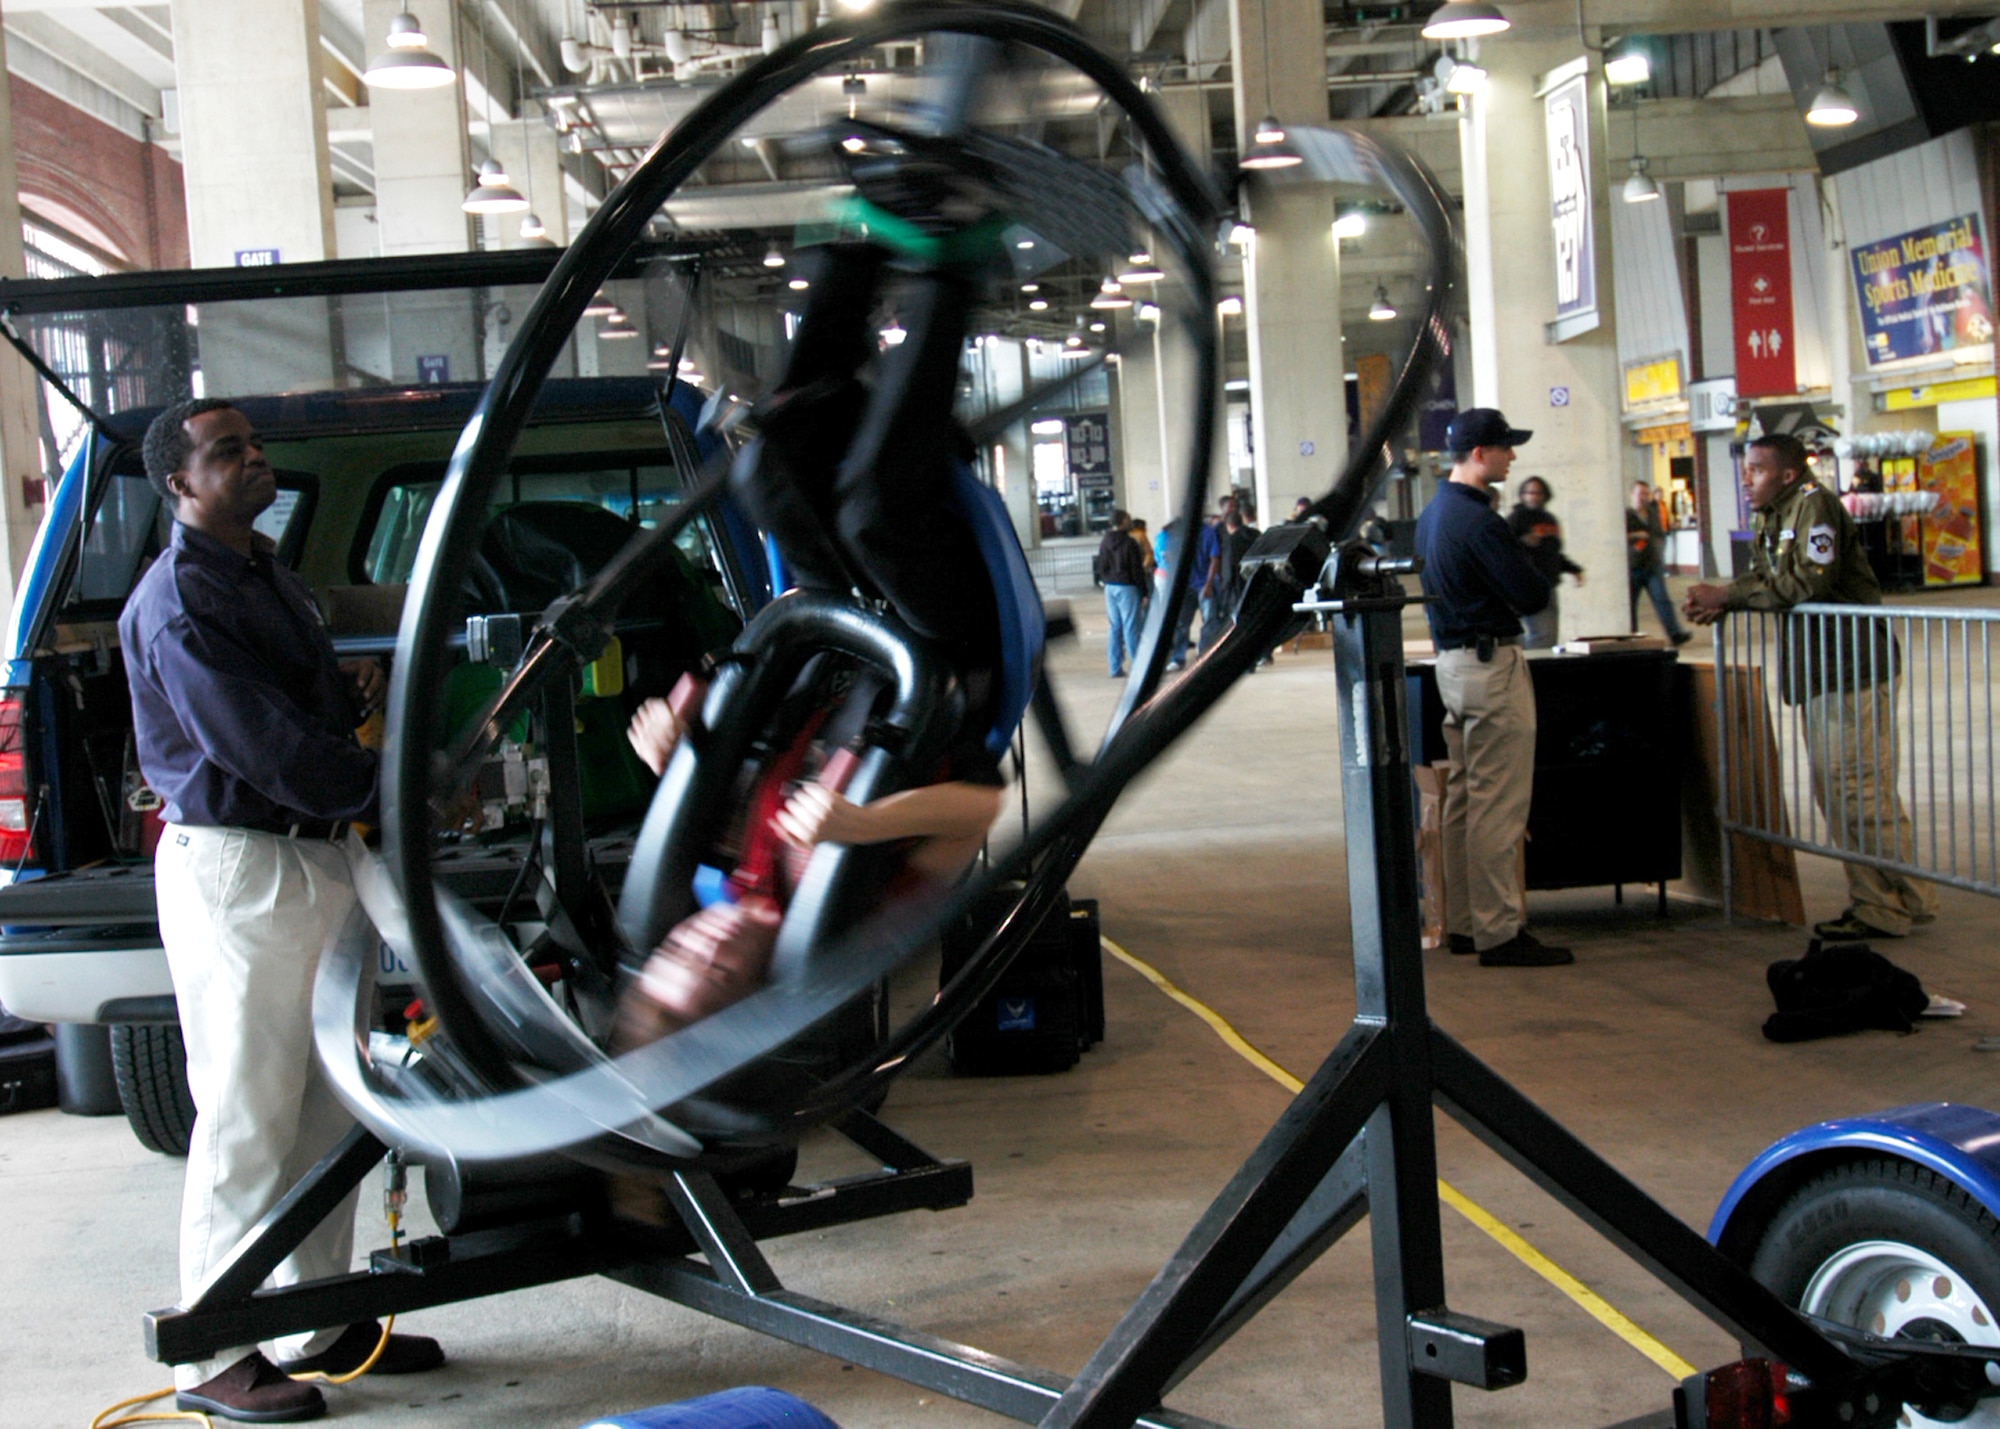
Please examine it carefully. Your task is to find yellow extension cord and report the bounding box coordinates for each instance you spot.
[1099,935,1699,1381]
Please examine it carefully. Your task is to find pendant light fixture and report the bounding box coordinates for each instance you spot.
[463,0,528,216]
[1420,2,1510,40]
[1806,69,1860,127]
[365,4,457,89]
[511,0,554,244]
[1622,158,1660,204]
[1368,286,1398,321]
[1239,12,1302,171]
[1090,278,1133,310]
[1117,252,1165,284]
[1622,102,1659,204]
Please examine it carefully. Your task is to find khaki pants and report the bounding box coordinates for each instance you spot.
[1437,645,1536,950]
[1802,681,1936,936]
[157,824,363,1387]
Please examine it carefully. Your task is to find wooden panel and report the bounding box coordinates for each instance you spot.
[1684,662,1806,925]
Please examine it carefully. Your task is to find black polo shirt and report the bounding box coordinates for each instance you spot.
[1414,480,1551,648]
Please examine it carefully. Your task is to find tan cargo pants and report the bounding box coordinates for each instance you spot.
[1437,645,1536,951]
[1803,680,1936,936]
[157,824,364,1387]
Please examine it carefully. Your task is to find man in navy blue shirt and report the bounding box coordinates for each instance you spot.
[121,398,443,1422]
[1415,409,1570,968]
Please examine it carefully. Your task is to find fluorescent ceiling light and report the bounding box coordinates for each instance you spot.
[1420,2,1509,40]
[1604,46,1651,86]
[1217,295,1244,316]
[1331,211,1367,241]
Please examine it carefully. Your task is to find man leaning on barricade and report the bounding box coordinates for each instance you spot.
[1683,432,1937,943]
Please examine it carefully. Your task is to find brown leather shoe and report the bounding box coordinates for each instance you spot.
[280,1320,445,1376]
[176,1353,326,1423]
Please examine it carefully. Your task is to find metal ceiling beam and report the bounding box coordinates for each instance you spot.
[1506,0,2000,35]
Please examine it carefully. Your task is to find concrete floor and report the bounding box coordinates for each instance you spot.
[11,605,2000,1429]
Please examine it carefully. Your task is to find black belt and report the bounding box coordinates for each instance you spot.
[1436,634,1522,652]
[242,818,353,841]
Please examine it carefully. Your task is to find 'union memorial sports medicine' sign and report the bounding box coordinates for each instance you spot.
[1850,213,1995,366]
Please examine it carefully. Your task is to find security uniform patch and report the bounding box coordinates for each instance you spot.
[1805,524,1836,565]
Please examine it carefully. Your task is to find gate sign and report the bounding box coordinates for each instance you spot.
[1727,189,1796,398]
[1850,212,1996,367]
[1543,69,1596,328]
[1064,413,1111,481]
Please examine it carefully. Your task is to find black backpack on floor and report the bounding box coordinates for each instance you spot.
[1763,939,1929,1043]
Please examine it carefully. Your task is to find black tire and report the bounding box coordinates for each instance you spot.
[110,1024,196,1157]
[1749,1159,2000,1425]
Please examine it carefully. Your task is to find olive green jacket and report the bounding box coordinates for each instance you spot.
[1724,476,1892,704]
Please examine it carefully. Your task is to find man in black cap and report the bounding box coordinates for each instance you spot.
[1414,408,1572,968]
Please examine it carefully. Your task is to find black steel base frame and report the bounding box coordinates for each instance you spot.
[149,581,1927,1429]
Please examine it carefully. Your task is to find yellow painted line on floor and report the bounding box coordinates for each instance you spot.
[1100,936,1698,1382]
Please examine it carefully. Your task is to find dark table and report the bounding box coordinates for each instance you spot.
[1407,647,1686,906]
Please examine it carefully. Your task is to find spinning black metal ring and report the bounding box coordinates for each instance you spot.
[328,0,1460,1164]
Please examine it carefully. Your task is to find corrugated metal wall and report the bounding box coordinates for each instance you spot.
[1832,129,1982,250]
[1610,190,1687,378]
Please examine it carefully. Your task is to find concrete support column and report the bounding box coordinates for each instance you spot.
[365,0,472,255]
[1240,189,1343,523]
[172,0,336,266]
[0,20,44,607]
[489,115,569,248]
[982,340,1035,545]
[173,0,340,394]
[1231,0,1344,524]
[1113,316,1165,524]
[1457,33,1627,639]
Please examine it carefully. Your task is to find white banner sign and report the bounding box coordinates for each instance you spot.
[1544,68,1598,336]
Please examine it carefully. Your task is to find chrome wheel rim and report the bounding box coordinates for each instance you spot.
[1802,1238,2000,1427]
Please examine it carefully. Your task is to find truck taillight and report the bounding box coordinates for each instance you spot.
[0,695,34,865]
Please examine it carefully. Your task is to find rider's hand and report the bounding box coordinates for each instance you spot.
[775,784,865,849]
[627,698,685,776]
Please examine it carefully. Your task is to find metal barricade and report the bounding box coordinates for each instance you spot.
[1715,601,2000,916]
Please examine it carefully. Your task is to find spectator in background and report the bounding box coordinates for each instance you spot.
[1200,494,1262,656]
[1627,480,1692,646]
[1155,515,1201,670]
[1505,477,1583,650]
[1094,508,1149,678]
[1683,433,1934,942]
[1129,517,1156,588]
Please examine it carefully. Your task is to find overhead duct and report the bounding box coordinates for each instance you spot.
[1775,21,2000,176]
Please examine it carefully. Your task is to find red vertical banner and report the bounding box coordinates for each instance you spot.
[1728,189,1797,397]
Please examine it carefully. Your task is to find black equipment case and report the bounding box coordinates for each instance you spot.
[940,884,1103,1075]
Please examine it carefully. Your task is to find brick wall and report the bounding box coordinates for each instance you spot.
[11,77,188,270]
